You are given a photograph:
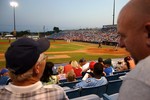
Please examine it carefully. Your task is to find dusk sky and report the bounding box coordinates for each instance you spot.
[0,0,129,32]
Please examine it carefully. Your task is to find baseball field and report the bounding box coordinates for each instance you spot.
[0,39,129,68]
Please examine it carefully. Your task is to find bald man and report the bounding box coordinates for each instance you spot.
[117,0,150,100]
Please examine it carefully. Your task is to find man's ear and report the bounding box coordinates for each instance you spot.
[33,64,40,74]
[145,23,150,46]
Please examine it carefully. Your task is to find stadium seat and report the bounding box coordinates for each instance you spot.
[70,94,101,100]
[113,69,130,74]
[97,84,108,97]
[102,93,111,100]
[76,76,83,81]
[117,72,126,76]
[59,77,82,84]
[59,80,81,88]
[105,74,119,81]
[62,86,71,91]
[106,79,122,95]
[80,84,107,98]
[105,73,126,81]
[59,79,67,83]
[103,93,119,100]
[65,88,80,99]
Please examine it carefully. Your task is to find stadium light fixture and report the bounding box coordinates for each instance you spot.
[10,1,18,37]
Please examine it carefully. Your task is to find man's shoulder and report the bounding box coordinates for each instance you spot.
[43,84,63,90]
[85,78,95,82]
[125,56,150,86]
[0,84,68,100]
[118,77,150,100]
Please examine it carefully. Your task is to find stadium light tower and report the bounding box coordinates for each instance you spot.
[112,0,115,25]
[10,1,18,37]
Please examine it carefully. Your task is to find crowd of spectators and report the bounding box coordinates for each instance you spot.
[48,27,120,44]
[39,56,135,85]
[1,0,148,99]
[0,37,136,99]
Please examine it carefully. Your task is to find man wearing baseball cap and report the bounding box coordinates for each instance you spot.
[0,37,68,100]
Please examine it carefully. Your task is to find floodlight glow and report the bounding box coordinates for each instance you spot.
[10,1,18,7]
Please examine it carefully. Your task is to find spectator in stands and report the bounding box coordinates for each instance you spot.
[71,60,82,77]
[117,0,150,99]
[49,28,119,44]
[0,68,11,85]
[124,56,135,70]
[115,56,135,72]
[75,63,107,88]
[63,61,73,74]
[0,37,68,99]
[0,68,9,76]
[41,62,59,85]
[57,66,66,81]
[79,58,90,76]
[52,65,58,75]
[82,61,96,80]
[103,58,114,76]
[66,70,76,82]
[97,57,106,76]
[98,57,104,64]
[115,60,127,72]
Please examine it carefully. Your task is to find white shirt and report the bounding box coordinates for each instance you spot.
[82,62,90,72]
[5,81,43,93]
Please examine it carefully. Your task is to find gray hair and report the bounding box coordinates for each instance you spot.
[9,54,44,82]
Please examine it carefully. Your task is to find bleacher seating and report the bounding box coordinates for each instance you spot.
[65,84,107,99]
[106,74,119,81]
[59,79,67,83]
[117,72,126,78]
[66,88,80,99]
[70,94,101,100]
[62,86,71,91]
[48,27,119,44]
[80,84,107,97]
[59,80,81,88]
[106,79,122,95]
[58,68,127,99]
[105,72,126,81]
[76,76,83,81]
[102,93,119,100]
[59,72,125,99]
[103,93,111,100]
[64,77,123,99]
[59,76,83,84]
[113,69,130,74]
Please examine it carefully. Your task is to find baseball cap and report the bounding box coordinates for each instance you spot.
[5,37,50,75]
[89,61,96,70]
[0,68,9,75]
[103,58,112,65]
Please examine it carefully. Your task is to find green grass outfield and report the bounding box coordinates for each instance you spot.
[0,39,128,68]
